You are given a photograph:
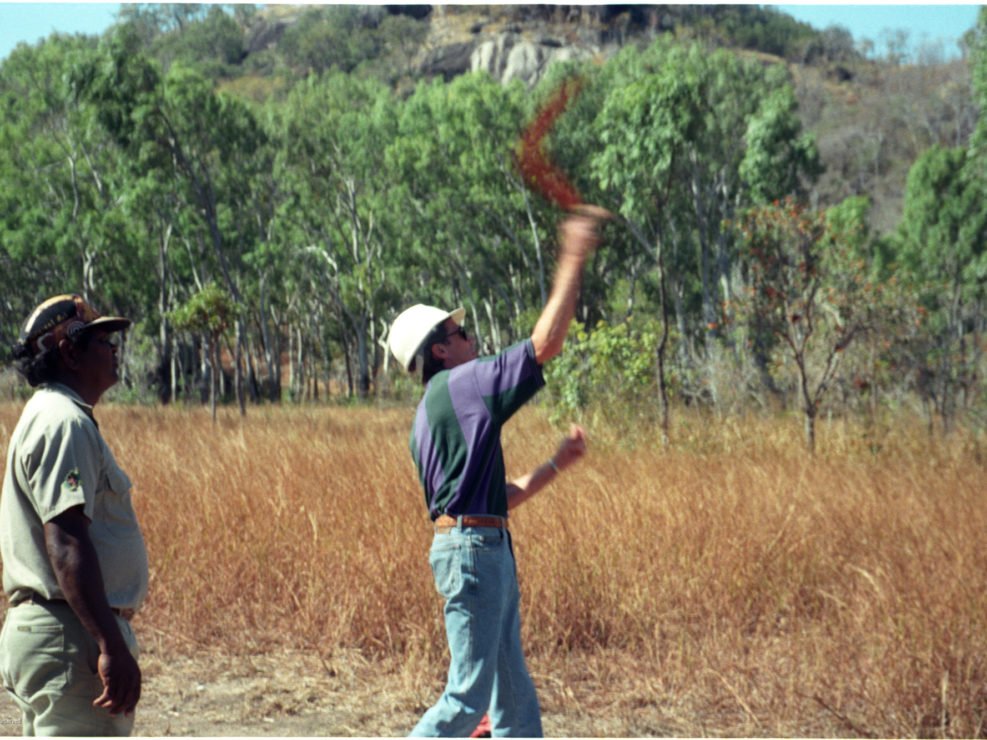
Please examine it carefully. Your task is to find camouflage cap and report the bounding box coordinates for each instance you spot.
[19,294,131,356]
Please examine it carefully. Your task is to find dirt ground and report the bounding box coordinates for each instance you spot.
[0,642,685,737]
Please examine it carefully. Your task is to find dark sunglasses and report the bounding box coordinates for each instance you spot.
[442,326,468,342]
[93,335,121,349]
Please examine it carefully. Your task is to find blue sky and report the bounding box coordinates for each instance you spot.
[1,3,120,60]
[0,3,983,63]
[776,4,982,59]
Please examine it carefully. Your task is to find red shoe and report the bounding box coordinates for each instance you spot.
[470,714,492,738]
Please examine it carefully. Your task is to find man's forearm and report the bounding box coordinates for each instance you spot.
[507,459,562,510]
[531,210,607,365]
[531,251,588,365]
[45,517,129,654]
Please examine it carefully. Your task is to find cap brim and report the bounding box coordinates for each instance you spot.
[449,307,466,326]
[84,316,131,333]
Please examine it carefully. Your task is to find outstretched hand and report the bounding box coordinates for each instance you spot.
[553,424,587,472]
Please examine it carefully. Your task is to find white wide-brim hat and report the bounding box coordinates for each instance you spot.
[388,304,466,373]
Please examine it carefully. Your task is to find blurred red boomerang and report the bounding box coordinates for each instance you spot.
[516,76,584,211]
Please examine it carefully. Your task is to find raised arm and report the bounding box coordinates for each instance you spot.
[530,206,611,365]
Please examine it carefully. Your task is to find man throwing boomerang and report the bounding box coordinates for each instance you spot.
[388,205,609,737]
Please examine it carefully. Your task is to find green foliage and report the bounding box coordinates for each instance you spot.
[278,6,385,76]
[153,5,246,77]
[797,25,858,66]
[384,72,550,349]
[886,143,987,429]
[966,9,987,221]
[897,146,987,304]
[702,5,821,60]
[589,39,821,365]
[169,282,237,335]
[543,318,664,430]
[733,197,888,450]
[0,8,984,427]
[740,82,823,202]
[969,8,987,129]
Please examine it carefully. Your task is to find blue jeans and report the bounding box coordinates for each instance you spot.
[411,522,542,738]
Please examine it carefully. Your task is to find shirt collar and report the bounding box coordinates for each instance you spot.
[44,382,98,424]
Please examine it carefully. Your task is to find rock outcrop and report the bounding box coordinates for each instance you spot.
[470,33,597,87]
[412,5,653,86]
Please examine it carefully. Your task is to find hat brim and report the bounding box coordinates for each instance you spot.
[82,316,132,334]
[408,307,467,372]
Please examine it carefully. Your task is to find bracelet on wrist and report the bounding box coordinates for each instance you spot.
[548,458,560,474]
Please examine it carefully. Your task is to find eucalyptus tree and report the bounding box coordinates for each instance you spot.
[75,24,272,411]
[894,145,987,432]
[589,39,820,432]
[0,36,152,336]
[595,42,819,354]
[386,72,551,354]
[274,72,402,398]
[534,60,648,325]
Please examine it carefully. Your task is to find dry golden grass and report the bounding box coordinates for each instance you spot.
[1,401,985,736]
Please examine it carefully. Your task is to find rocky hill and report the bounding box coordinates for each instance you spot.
[248,5,823,88]
[229,4,976,233]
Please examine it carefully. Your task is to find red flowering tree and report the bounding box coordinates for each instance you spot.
[735,197,880,453]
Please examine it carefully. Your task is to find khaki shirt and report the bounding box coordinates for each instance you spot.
[0,383,148,611]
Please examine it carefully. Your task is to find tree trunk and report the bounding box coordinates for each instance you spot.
[655,230,671,448]
[799,363,816,454]
[170,343,179,404]
[523,192,548,305]
[235,320,246,416]
[157,224,173,404]
[342,336,354,398]
[357,318,370,399]
[209,336,218,424]
[257,277,280,401]
[803,406,816,455]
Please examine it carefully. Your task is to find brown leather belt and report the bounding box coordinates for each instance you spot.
[434,514,506,530]
[17,593,135,621]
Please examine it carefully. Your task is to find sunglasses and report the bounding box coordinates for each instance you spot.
[441,326,468,342]
[95,336,121,348]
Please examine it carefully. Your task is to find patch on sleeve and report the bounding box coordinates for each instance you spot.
[62,469,81,493]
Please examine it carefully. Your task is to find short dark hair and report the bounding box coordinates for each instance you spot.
[420,324,449,385]
[11,330,94,387]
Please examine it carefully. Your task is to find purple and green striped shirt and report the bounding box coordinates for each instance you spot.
[410,339,545,519]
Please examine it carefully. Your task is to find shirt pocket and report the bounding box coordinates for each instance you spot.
[94,454,135,527]
[102,454,131,497]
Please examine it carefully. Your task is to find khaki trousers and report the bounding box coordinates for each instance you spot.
[0,601,138,736]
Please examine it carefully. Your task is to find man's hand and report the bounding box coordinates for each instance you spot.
[552,424,587,472]
[506,424,589,510]
[558,207,610,262]
[94,646,141,715]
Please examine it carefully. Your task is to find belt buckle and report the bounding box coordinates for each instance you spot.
[433,514,456,532]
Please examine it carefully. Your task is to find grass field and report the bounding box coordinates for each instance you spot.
[1,401,985,736]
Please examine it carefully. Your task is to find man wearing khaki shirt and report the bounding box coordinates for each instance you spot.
[0,294,148,736]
